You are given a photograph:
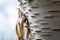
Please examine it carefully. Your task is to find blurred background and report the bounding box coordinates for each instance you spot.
[0,0,19,40]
